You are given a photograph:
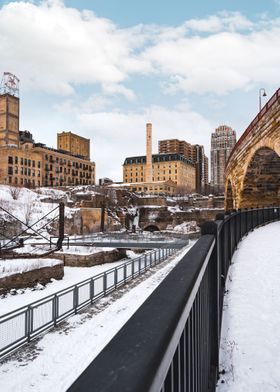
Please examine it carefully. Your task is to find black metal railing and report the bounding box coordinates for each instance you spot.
[68,207,280,392]
[0,245,182,360]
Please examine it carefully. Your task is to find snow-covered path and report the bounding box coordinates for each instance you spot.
[0,243,194,392]
[217,221,280,391]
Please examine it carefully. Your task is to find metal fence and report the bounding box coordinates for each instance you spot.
[0,244,182,360]
[68,207,280,392]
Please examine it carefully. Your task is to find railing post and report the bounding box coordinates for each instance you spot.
[201,221,221,389]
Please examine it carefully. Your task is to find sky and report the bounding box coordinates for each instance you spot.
[1,0,280,181]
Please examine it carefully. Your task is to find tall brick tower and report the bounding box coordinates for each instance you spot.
[0,73,20,148]
[145,123,152,183]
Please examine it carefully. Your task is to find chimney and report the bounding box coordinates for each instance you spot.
[146,123,153,183]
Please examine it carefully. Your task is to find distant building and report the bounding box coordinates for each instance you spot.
[57,131,90,160]
[211,125,236,193]
[99,177,113,186]
[110,179,177,196]
[0,74,95,187]
[123,124,196,195]
[158,139,209,193]
[123,153,195,193]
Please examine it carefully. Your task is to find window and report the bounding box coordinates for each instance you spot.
[15,156,18,164]
[8,156,13,164]
[8,166,13,175]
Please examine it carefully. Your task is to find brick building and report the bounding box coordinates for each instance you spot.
[123,124,196,194]
[0,91,95,188]
[158,139,209,193]
[123,153,195,192]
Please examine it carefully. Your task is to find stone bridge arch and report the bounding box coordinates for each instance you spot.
[225,178,235,210]
[239,146,280,208]
[225,88,280,209]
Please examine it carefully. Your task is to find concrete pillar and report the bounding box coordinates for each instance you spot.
[146,123,152,183]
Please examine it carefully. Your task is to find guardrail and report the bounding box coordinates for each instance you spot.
[68,207,280,392]
[0,244,184,360]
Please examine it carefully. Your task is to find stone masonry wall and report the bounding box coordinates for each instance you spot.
[0,262,64,294]
[52,248,126,267]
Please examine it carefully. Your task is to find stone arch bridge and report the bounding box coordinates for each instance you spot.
[225,88,280,209]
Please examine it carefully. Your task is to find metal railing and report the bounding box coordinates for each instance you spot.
[68,207,280,392]
[0,244,183,360]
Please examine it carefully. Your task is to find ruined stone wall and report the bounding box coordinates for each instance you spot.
[0,262,64,294]
[52,248,126,267]
[139,206,223,230]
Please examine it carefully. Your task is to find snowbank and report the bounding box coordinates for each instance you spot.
[0,258,62,278]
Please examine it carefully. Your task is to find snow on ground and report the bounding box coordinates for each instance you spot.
[0,242,194,392]
[165,221,199,234]
[217,221,280,391]
[0,254,139,315]
[0,258,62,278]
[0,185,76,237]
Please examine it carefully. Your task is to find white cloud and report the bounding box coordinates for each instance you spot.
[76,105,214,181]
[141,26,280,95]
[183,12,253,33]
[1,2,280,97]
[0,0,147,95]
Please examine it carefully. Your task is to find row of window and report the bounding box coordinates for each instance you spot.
[45,163,94,176]
[8,166,40,177]
[8,176,93,187]
[131,186,172,192]
[45,155,93,170]
[8,177,41,187]
[125,176,178,183]
[127,169,177,175]
[126,163,178,170]
[8,156,41,168]
[8,156,94,172]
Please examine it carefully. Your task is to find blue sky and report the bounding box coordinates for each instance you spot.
[0,0,280,181]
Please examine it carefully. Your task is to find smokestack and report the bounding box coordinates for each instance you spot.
[146,123,152,183]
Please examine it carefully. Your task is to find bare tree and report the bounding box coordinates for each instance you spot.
[9,186,21,200]
[24,195,34,226]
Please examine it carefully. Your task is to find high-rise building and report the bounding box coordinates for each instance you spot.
[211,125,236,193]
[190,144,209,194]
[158,139,192,158]
[158,139,209,193]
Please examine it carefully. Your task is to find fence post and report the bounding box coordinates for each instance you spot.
[26,305,32,342]
[90,278,94,304]
[57,202,65,250]
[74,285,79,313]
[201,220,221,389]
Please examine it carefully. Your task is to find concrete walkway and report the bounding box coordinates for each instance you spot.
[217,221,280,391]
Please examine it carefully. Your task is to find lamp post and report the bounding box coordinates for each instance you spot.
[259,88,267,112]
